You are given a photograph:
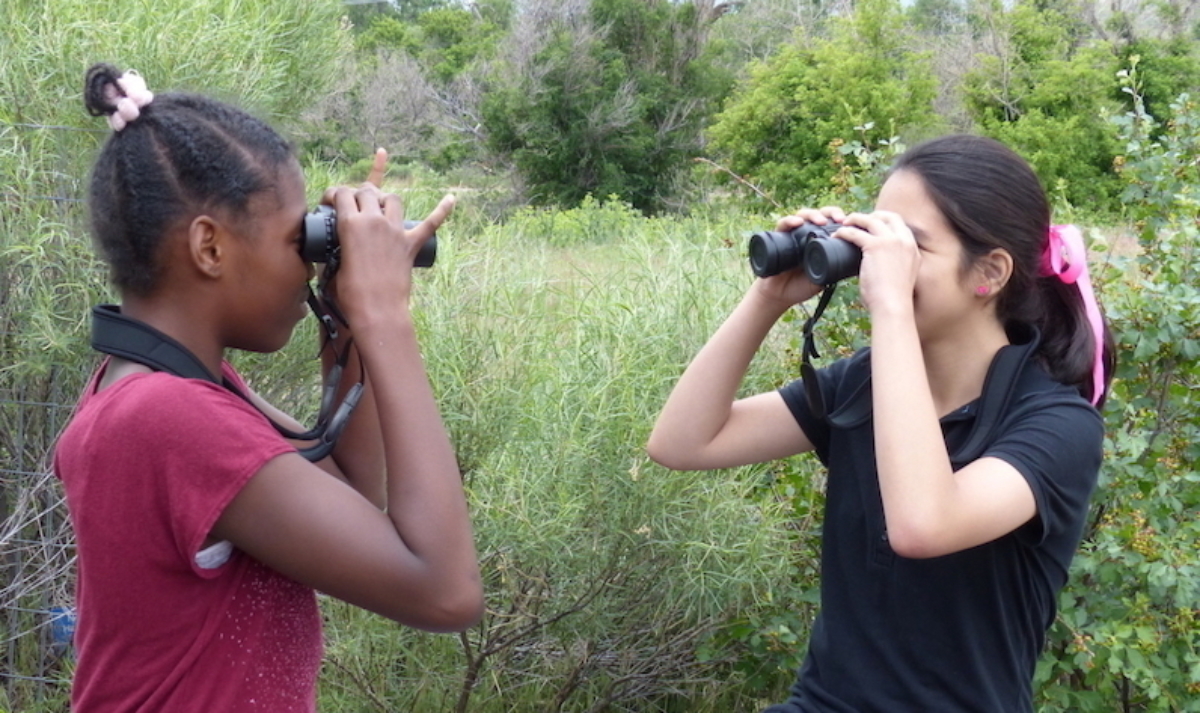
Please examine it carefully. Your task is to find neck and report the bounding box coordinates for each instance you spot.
[118,296,226,380]
[920,319,1010,416]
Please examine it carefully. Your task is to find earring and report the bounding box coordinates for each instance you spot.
[975,285,991,296]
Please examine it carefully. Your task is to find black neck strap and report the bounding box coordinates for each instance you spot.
[818,325,1043,464]
[801,284,839,421]
[92,304,220,383]
[90,304,358,462]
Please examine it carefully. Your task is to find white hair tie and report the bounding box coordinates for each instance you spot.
[106,70,154,132]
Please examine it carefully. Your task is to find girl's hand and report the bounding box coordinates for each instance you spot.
[834,210,920,316]
[752,206,845,308]
[320,149,454,325]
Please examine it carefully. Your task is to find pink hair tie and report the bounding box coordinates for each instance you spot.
[105,71,154,132]
[1041,224,1105,405]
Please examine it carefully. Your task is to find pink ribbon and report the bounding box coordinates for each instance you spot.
[104,71,154,132]
[1041,225,1105,405]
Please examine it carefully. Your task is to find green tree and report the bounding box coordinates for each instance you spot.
[705,0,939,207]
[963,0,1124,212]
[309,2,507,168]
[482,0,735,213]
[1113,37,1200,135]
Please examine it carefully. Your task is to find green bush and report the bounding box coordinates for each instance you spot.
[962,1,1200,215]
[481,0,734,213]
[300,199,802,712]
[1032,76,1200,713]
[705,0,939,208]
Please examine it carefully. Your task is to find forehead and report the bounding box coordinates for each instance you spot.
[227,160,305,238]
[268,159,307,210]
[874,170,955,243]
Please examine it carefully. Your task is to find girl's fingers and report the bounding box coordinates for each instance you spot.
[381,192,404,222]
[776,206,842,231]
[354,185,384,214]
[838,211,911,246]
[320,149,388,207]
[425,194,456,227]
[410,195,455,238]
[365,148,388,188]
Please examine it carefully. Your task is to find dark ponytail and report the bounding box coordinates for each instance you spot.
[83,63,295,296]
[891,135,1114,407]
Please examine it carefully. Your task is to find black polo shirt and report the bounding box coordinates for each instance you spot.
[776,339,1103,712]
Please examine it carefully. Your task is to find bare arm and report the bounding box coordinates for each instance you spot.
[214,182,482,631]
[648,209,842,471]
[647,286,816,470]
[837,210,1037,559]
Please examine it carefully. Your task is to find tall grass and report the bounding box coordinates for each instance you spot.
[2,20,817,702]
[235,195,811,711]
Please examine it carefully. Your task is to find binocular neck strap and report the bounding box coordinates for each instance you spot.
[801,284,838,421]
[90,303,357,463]
[91,305,220,383]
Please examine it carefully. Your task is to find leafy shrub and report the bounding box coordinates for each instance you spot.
[305,200,801,712]
[705,0,939,208]
[963,2,1200,215]
[481,0,734,213]
[1033,73,1200,713]
[502,194,646,248]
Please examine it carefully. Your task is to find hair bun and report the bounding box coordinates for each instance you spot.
[84,63,124,117]
[84,64,155,131]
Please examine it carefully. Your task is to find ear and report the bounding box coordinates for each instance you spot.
[186,214,227,279]
[973,248,1013,295]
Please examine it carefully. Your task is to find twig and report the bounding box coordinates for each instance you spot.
[692,157,781,208]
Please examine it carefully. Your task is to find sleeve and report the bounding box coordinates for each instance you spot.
[777,352,866,465]
[982,394,1104,549]
[128,374,296,578]
[779,376,831,463]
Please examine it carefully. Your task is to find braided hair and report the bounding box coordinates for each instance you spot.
[83,63,295,296]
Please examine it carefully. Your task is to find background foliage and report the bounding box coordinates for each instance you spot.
[1,0,1197,711]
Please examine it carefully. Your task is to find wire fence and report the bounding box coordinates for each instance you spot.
[1,119,96,707]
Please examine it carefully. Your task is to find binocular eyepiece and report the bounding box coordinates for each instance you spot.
[748,222,861,286]
[300,205,436,269]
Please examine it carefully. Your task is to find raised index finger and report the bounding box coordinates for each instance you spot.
[365,148,388,188]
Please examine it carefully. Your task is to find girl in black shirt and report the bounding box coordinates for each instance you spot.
[648,134,1113,712]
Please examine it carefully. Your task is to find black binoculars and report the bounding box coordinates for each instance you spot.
[747,222,861,286]
[300,205,436,269]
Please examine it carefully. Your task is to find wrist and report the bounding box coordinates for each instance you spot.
[746,282,802,317]
[868,296,916,324]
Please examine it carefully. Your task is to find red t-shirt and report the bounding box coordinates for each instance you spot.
[54,361,323,712]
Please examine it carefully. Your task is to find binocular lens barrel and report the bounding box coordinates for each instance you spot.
[746,222,861,286]
[300,205,436,267]
[803,238,862,286]
[748,230,804,278]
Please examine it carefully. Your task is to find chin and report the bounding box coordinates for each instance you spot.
[240,330,295,354]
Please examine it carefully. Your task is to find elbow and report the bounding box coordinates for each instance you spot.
[885,521,951,560]
[645,438,673,469]
[888,535,941,560]
[378,572,484,633]
[645,430,702,471]
[423,578,485,633]
[646,440,688,471]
